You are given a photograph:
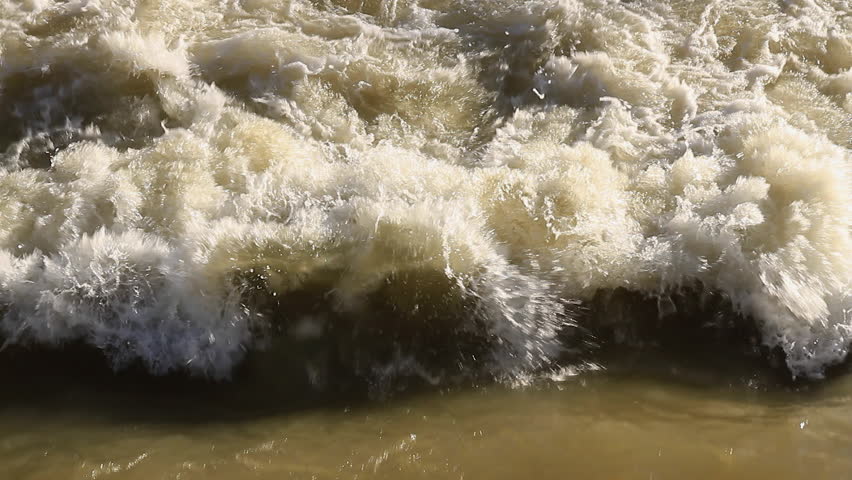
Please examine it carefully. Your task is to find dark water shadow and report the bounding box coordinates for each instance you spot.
[575,287,852,402]
[1,285,849,427]
[0,281,495,425]
[0,62,167,170]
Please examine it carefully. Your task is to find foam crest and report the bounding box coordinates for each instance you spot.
[0,0,848,381]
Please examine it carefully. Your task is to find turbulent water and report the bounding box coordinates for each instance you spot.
[0,0,849,386]
[0,1,851,479]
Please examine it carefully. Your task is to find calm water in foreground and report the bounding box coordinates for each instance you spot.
[2,351,851,480]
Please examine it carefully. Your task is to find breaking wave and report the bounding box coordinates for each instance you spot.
[0,0,849,382]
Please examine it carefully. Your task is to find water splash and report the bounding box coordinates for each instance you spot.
[0,0,849,381]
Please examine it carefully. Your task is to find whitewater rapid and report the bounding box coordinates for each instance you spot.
[0,0,849,381]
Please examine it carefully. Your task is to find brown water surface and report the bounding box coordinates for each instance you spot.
[2,350,850,480]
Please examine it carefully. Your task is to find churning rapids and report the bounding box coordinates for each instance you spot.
[0,0,849,386]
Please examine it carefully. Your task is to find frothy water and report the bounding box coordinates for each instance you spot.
[0,0,849,384]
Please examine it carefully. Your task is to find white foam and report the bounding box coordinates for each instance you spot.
[0,0,848,379]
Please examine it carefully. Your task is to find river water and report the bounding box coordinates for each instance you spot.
[2,347,852,479]
[0,0,850,477]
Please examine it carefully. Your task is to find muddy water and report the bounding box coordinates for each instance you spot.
[1,351,851,480]
[0,0,850,477]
